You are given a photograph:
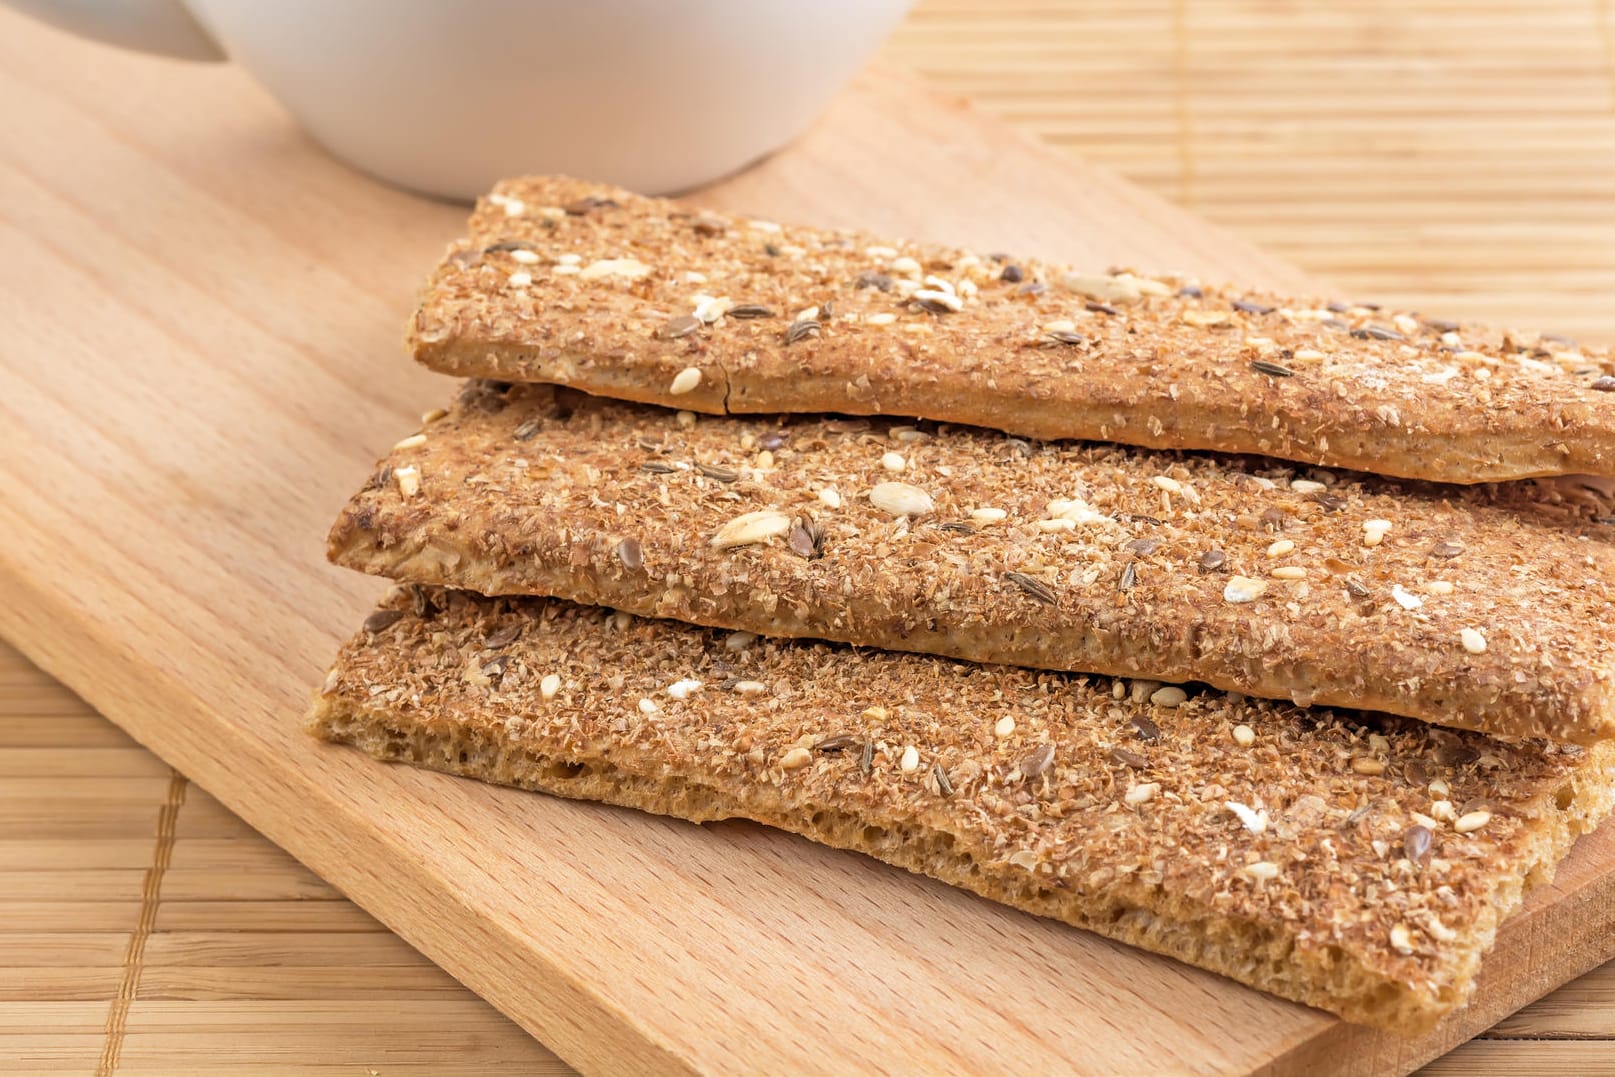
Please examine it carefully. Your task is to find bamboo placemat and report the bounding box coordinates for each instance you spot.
[887,0,1615,344]
[11,1,1615,1073]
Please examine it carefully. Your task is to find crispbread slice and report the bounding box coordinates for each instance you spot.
[327,381,1615,743]
[309,587,1615,1033]
[408,176,1615,484]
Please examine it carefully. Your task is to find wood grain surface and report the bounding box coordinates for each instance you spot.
[3,1,1615,1074]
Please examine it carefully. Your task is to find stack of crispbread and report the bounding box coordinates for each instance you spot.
[309,176,1615,1033]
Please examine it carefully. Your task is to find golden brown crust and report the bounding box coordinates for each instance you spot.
[309,587,1615,1033]
[327,381,1615,743]
[408,176,1615,485]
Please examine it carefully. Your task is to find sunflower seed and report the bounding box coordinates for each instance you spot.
[1119,562,1138,592]
[1232,299,1275,315]
[691,214,726,236]
[785,319,822,345]
[484,622,523,649]
[1130,715,1160,741]
[1434,742,1481,768]
[1046,329,1085,346]
[711,510,791,549]
[1250,360,1295,377]
[815,734,859,753]
[1111,747,1148,769]
[1353,325,1405,342]
[564,196,616,215]
[363,609,405,634]
[696,463,739,483]
[1403,825,1433,863]
[1178,284,1204,298]
[1022,743,1055,779]
[1126,538,1160,556]
[1005,571,1057,605]
[854,272,894,292]
[787,517,824,559]
[483,239,539,253]
[727,304,775,319]
[1429,540,1464,559]
[869,482,934,517]
[1198,549,1227,572]
[1345,576,1371,599]
[410,585,433,619]
[860,741,874,776]
[1085,301,1119,316]
[639,461,676,475]
[1000,264,1025,283]
[1593,376,1615,392]
[933,763,954,796]
[481,654,509,679]
[513,419,543,441]
[615,537,643,571]
[664,315,702,340]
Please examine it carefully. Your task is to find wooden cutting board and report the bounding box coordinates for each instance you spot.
[2,9,1612,1074]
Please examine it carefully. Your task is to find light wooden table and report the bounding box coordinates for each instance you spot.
[8,1,1615,1074]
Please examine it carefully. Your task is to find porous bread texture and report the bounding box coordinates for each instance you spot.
[308,588,1615,1033]
[328,381,1615,744]
[408,175,1615,484]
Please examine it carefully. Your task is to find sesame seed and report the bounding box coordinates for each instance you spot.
[1037,518,1076,533]
[865,312,897,326]
[995,716,1016,738]
[675,410,697,429]
[1125,782,1159,806]
[1152,475,1183,494]
[1271,566,1308,580]
[692,296,731,323]
[507,271,532,288]
[923,275,955,294]
[668,367,703,396]
[638,698,659,715]
[1391,585,1424,611]
[1292,349,1327,362]
[1351,757,1386,776]
[724,631,756,651]
[394,466,421,498]
[900,745,921,774]
[552,264,579,276]
[392,433,427,451]
[1390,923,1415,955]
[540,674,561,699]
[891,255,922,276]
[881,451,906,472]
[816,488,842,509]
[556,253,581,265]
[420,408,448,425]
[971,507,1008,523]
[1224,576,1268,604]
[1455,810,1492,834]
[1225,800,1267,834]
[748,219,782,233]
[1430,799,1456,821]
[667,679,703,701]
[1426,581,1455,595]
[506,248,539,265]
[1267,538,1295,557]
[1245,861,1281,881]
[865,245,897,259]
[1232,724,1256,747]
[732,680,767,696]
[869,482,934,517]
[580,257,651,281]
[498,197,526,217]
[780,747,812,771]
[1150,686,1188,707]
[1460,628,1488,654]
[913,288,963,313]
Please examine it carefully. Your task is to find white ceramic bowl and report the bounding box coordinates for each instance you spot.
[7,0,915,198]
